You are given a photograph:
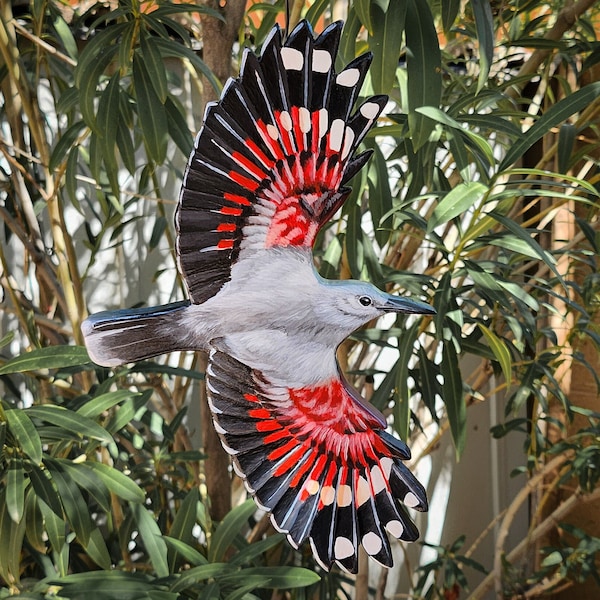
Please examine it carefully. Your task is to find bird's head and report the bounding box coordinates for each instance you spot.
[315,279,435,338]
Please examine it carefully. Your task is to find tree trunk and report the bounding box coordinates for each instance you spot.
[197,0,246,523]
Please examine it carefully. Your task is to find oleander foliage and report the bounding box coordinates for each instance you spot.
[1,0,599,598]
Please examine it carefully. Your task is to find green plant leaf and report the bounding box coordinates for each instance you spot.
[163,536,208,568]
[428,181,487,232]
[54,459,111,512]
[472,0,494,92]
[168,486,201,570]
[405,0,442,150]
[140,30,168,103]
[499,82,600,171]
[441,0,460,32]
[442,341,466,458]
[0,345,90,374]
[77,390,140,419]
[131,502,170,578]
[49,120,87,171]
[477,324,513,384]
[209,499,256,563]
[221,567,321,589]
[27,405,112,444]
[6,458,27,523]
[5,409,43,465]
[394,322,420,442]
[85,461,145,503]
[133,53,168,164]
[45,458,93,546]
[170,563,233,593]
[368,0,406,94]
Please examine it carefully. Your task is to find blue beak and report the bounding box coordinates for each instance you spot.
[383,295,436,315]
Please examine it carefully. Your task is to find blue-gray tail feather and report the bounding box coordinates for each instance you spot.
[82,300,192,367]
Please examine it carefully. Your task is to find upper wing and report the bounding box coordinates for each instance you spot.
[176,20,387,303]
[206,349,427,573]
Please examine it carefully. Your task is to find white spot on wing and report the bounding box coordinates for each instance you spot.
[280,111,293,131]
[362,532,383,555]
[341,127,355,159]
[281,47,304,70]
[318,108,328,142]
[337,68,360,87]
[357,476,371,506]
[370,464,387,494]
[380,457,394,477]
[320,485,335,506]
[313,49,332,73]
[337,484,352,507]
[299,107,311,133]
[360,101,381,119]
[385,520,404,538]
[334,536,354,559]
[329,119,345,152]
[404,491,420,508]
[267,123,279,140]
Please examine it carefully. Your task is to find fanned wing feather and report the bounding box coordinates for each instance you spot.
[206,349,427,573]
[176,20,387,304]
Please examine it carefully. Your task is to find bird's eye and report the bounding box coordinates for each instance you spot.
[359,296,373,306]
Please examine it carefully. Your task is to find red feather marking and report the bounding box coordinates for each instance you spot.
[217,223,237,232]
[264,197,319,247]
[290,450,318,487]
[229,170,260,191]
[220,206,243,216]
[248,408,271,419]
[263,428,291,444]
[223,192,252,206]
[268,438,298,461]
[274,443,308,477]
[217,239,234,250]
[244,393,260,403]
[246,139,275,171]
[256,420,282,432]
[232,151,268,181]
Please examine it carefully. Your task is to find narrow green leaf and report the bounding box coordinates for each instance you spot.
[96,72,121,192]
[209,499,256,563]
[367,144,393,247]
[133,53,168,163]
[405,0,442,150]
[490,212,561,281]
[27,405,112,444]
[77,390,138,419]
[85,462,145,503]
[141,30,168,103]
[168,487,200,570]
[221,567,321,589]
[50,121,87,171]
[471,0,494,92]
[441,0,460,32]
[54,459,111,512]
[163,536,208,567]
[557,123,577,174]
[224,578,272,600]
[394,322,420,442]
[45,458,93,546]
[0,331,14,349]
[24,488,46,553]
[478,324,513,385]
[171,563,233,593]
[0,345,90,374]
[5,409,43,464]
[165,97,193,156]
[131,502,170,578]
[83,527,112,569]
[338,6,363,66]
[499,82,600,171]
[368,0,406,94]
[29,464,63,517]
[229,533,285,567]
[442,342,466,458]
[428,181,487,232]
[0,489,26,586]
[37,496,66,554]
[6,458,26,523]
[354,0,374,34]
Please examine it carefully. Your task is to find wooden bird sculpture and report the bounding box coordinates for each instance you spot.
[83,20,432,572]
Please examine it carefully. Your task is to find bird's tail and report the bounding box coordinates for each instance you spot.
[82,301,192,367]
[206,350,428,573]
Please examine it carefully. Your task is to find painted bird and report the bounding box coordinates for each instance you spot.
[83,20,432,572]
